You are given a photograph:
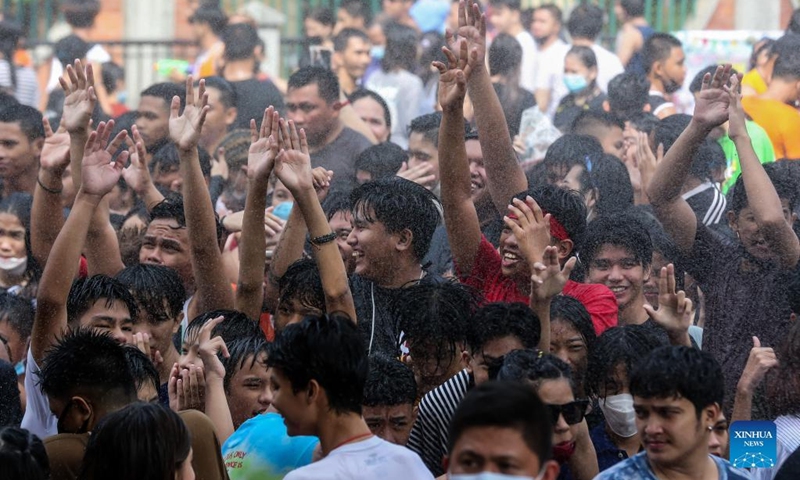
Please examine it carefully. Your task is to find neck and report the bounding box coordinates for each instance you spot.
[337,69,358,96]
[308,120,344,154]
[507,23,523,36]
[0,269,25,289]
[317,412,372,456]
[72,27,92,41]
[223,59,257,82]
[200,33,218,50]
[650,448,715,480]
[763,79,797,105]
[648,76,666,95]
[618,296,647,326]
[158,346,180,384]
[374,260,423,289]
[537,36,557,50]
[571,38,594,47]
[607,426,642,457]
[5,167,38,195]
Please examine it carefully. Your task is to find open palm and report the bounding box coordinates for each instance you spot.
[81,121,129,197]
[693,64,733,128]
[435,40,472,111]
[40,118,70,173]
[60,60,97,134]
[447,0,486,72]
[169,77,209,151]
[274,119,313,192]
[248,106,280,182]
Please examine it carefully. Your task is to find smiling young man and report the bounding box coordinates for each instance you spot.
[595,346,750,480]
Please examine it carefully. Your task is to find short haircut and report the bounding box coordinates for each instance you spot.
[589,154,635,217]
[322,191,352,221]
[587,325,666,397]
[550,295,597,356]
[222,333,269,393]
[730,162,799,215]
[350,177,442,261]
[340,0,373,25]
[581,212,653,270]
[150,193,186,228]
[467,303,541,354]
[542,133,603,172]
[643,33,683,75]
[0,427,50,479]
[0,292,34,341]
[363,354,417,406]
[355,142,407,180]
[630,346,724,418]
[653,113,692,153]
[626,112,659,135]
[566,45,598,71]
[514,184,588,249]
[221,23,259,61]
[37,328,137,404]
[654,114,719,181]
[497,350,573,391]
[217,129,251,171]
[305,6,335,26]
[489,34,522,77]
[566,4,603,40]
[184,309,260,345]
[115,264,186,324]
[488,0,522,11]
[199,76,237,110]
[447,381,553,463]
[151,142,212,179]
[123,345,160,395]
[771,34,800,80]
[66,275,139,328]
[536,4,563,25]
[140,82,186,113]
[349,88,392,130]
[688,65,739,94]
[288,66,341,105]
[189,4,228,35]
[408,111,468,148]
[571,110,624,136]
[333,28,369,52]
[607,73,650,121]
[620,0,645,17]
[267,314,367,415]
[54,34,90,67]
[62,0,100,28]
[0,104,44,141]
[277,258,325,314]
[382,22,419,72]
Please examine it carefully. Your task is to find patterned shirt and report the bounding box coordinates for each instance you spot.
[594,452,753,480]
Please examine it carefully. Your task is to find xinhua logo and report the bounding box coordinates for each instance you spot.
[729,421,777,469]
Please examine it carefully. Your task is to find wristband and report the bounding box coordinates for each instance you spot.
[309,231,337,248]
[37,176,62,194]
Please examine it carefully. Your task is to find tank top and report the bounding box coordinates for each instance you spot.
[625,25,656,77]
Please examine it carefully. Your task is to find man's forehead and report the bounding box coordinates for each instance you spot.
[146,219,188,238]
[0,121,28,140]
[138,95,169,113]
[287,84,323,102]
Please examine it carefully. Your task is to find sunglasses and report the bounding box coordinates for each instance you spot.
[547,399,590,426]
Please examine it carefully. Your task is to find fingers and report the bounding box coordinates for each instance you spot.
[656,143,664,161]
[250,119,258,144]
[199,315,226,343]
[458,0,466,27]
[170,95,181,119]
[278,118,291,151]
[512,198,535,225]
[298,127,309,155]
[442,44,458,68]
[66,63,79,91]
[666,263,676,295]
[42,118,54,138]
[106,130,129,156]
[185,75,195,107]
[432,60,447,75]
[753,336,761,349]
[526,195,544,224]
[562,256,577,278]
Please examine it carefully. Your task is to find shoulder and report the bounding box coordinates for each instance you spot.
[339,127,373,148]
[595,453,652,479]
[713,456,754,479]
[419,369,471,410]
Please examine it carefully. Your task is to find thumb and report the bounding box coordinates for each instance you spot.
[643,304,656,319]
[753,336,761,349]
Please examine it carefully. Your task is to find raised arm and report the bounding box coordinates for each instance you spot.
[196,316,235,443]
[646,65,733,253]
[642,264,693,347]
[170,77,234,319]
[727,74,800,268]
[455,0,527,212]
[264,202,309,311]
[32,122,129,365]
[274,119,356,321]
[31,119,70,268]
[236,107,279,321]
[121,125,164,212]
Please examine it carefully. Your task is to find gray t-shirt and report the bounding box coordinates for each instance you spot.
[311,127,371,194]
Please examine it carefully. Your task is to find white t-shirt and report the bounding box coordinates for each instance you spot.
[534,39,570,119]
[20,348,58,439]
[515,31,538,93]
[590,44,625,93]
[284,436,434,480]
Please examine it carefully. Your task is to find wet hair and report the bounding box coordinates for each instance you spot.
[566,4,603,40]
[78,403,191,480]
[199,76,237,110]
[123,345,160,396]
[653,113,691,153]
[467,303,541,354]
[149,194,187,228]
[322,191,352,222]
[607,73,650,121]
[65,275,139,328]
[550,295,596,355]
[771,34,800,81]
[218,129,251,172]
[688,65,739,94]
[362,354,417,406]
[620,0,645,18]
[151,143,212,179]
[0,427,50,480]
[590,154,635,217]
[730,162,799,215]
[221,23,259,61]
[581,212,653,271]
[189,4,228,35]
[382,22,418,72]
[630,346,724,419]
[37,328,137,405]
[586,325,665,397]
[488,0,522,11]
[571,110,624,137]
[277,258,325,315]
[408,111,468,148]
[516,184,588,249]
[140,82,186,113]
[497,350,573,392]
[489,33,522,77]
[288,66,341,104]
[305,6,335,27]
[0,104,44,141]
[447,381,553,462]
[62,0,100,28]
[350,177,442,261]
[348,89,392,131]
[333,28,369,53]
[222,333,269,393]
[626,112,659,135]
[54,34,90,69]
[750,38,776,71]
[184,309,260,345]
[354,142,407,180]
[541,134,603,174]
[115,264,185,325]
[0,293,34,345]
[0,193,41,284]
[267,314,367,415]
[339,0,373,25]
[643,33,683,75]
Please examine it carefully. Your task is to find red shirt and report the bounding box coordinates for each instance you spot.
[457,236,618,335]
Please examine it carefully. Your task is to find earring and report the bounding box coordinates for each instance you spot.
[708,425,713,431]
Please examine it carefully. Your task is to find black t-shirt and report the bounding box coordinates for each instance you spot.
[683,182,727,227]
[310,127,372,195]
[230,78,286,130]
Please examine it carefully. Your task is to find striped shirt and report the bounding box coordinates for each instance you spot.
[407,369,472,476]
[683,182,727,227]
[752,415,800,480]
[0,60,39,108]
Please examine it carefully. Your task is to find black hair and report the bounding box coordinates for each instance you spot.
[277,258,325,315]
[566,45,598,72]
[488,0,522,11]
[571,110,624,136]
[620,0,645,17]
[630,346,724,418]
[333,28,370,53]
[653,113,691,153]
[542,134,603,174]
[654,114,720,181]
[551,295,596,356]
[589,154,635,217]
[189,4,228,35]
[497,350,573,392]
[447,381,553,462]
[322,191,352,222]
[0,292,34,345]
[140,82,186,113]
[62,0,100,28]
[151,143,212,179]
[489,33,522,78]
[688,65,739,94]
[0,427,50,480]
[382,22,418,73]
[350,177,442,261]
[536,4,563,25]
[349,88,392,131]
[221,23,259,61]
[607,73,650,121]
[730,162,799,215]
[199,76,237,110]
[101,62,125,95]
[788,10,800,35]
[222,333,269,393]
[566,4,603,40]
[514,184,588,249]
[418,32,447,84]
[123,345,160,397]
[363,354,417,406]
[218,129,251,172]
[750,38,776,71]
[467,303,541,354]
[78,403,191,480]
[586,325,665,397]
[339,0,373,25]
[37,328,137,405]
[355,142,407,180]
[305,6,336,27]
[288,66,341,104]
[54,34,90,70]
[115,264,185,325]
[0,104,44,141]
[643,33,683,75]
[149,194,186,228]
[626,112,659,135]
[581,212,653,270]
[65,275,139,328]
[0,192,41,287]
[771,34,800,80]
[267,314,367,415]
[184,309,260,346]
[408,111,467,148]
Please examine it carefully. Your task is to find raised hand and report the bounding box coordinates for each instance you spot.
[169,76,209,151]
[643,264,694,345]
[693,64,734,130]
[433,40,473,112]
[311,166,333,202]
[726,73,748,140]
[530,246,576,303]
[737,336,778,395]
[133,331,163,369]
[397,161,436,189]
[504,196,552,265]
[59,60,97,134]
[197,316,230,381]
[40,118,71,175]
[247,106,280,182]
[273,119,313,193]
[80,120,129,199]
[446,0,486,73]
[121,125,153,195]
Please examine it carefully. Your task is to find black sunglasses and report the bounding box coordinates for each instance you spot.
[547,399,590,426]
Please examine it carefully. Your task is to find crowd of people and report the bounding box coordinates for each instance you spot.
[0,0,799,479]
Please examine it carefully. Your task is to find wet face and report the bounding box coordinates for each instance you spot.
[549,319,589,387]
[329,210,356,274]
[447,426,554,478]
[597,125,625,159]
[407,132,440,190]
[286,84,339,147]
[0,212,27,261]
[267,367,314,436]
[132,307,181,365]
[587,244,650,314]
[346,209,406,283]
[0,122,41,181]
[140,219,193,288]
[78,300,134,345]
[274,297,323,334]
[0,316,26,364]
[228,352,271,428]
[270,179,294,208]
[352,96,390,143]
[466,139,487,202]
[202,87,236,147]
[179,328,204,371]
[643,251,669,308]
[731,200,796,262]
[532,8,560,43]
[467,335,525,386]
[135,96,171,149]
[499,223,533,281]
[537,378,577,448]
[363,403,415,445]
[408,339,463,395]
[340,37,372,80]
[708,411,729,458]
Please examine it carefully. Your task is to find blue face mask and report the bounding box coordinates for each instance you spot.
[14,360,24,376]
[273,201,293,221]
[563,73,589,93]
[370,45,385,60]
[116,91,128,105]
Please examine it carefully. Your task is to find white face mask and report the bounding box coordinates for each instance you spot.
[599,393,638,438]
[0,256,27,276]
[450,472,542,480]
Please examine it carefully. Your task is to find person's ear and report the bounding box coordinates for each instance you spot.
[394,228,414,253]
[461,350,473,374]
[542,459,562,480]
[173,312,184,335]
[32,137,44,158]
[224,106,238,127]
[703,403,721,431]
[556,239,574,261]
[306,379,321,405]
[73,397,92,424]
[726,210,738,235]
[331,51,343,70]
[602,100,610,112]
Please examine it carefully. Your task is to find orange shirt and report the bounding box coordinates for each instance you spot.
[742,96,800,160]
